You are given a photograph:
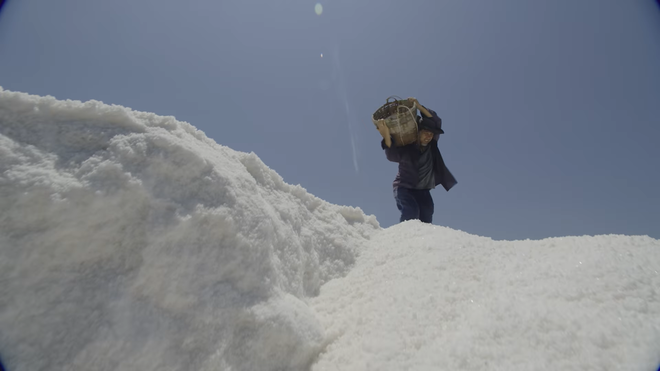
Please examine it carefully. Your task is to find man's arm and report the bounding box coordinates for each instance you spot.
[408,97,432,118]
[410,97,445,136]
[382,136,405,162]
[376,119,406,162]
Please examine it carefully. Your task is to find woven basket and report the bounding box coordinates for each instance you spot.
[372,96,419,146]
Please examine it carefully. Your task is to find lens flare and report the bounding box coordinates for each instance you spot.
[315,3,323,15]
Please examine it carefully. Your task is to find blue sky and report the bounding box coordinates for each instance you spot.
[1,0,659,240]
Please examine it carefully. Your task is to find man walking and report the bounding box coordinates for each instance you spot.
[376,97,457,223]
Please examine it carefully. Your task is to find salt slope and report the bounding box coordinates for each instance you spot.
[311,222,660,371]
[0,88,379,371]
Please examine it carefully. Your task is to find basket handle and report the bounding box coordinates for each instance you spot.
[385,95,403,104]
[385,95,418,111]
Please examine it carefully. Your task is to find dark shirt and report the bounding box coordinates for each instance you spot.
[380,107,457,192]
[415,145,435,190]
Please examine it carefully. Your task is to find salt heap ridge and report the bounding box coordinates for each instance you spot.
[0,88,379,371]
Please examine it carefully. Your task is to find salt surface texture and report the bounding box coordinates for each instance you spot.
[0,88,379,370]
[1,88,659,371]
[311,223,660,371]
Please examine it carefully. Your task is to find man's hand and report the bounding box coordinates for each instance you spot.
[376,119,392,148]
[408,97,431,118]
[407,97,420,107]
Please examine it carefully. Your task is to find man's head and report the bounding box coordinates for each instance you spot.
[416,114,443,146]
[418,129,434,146]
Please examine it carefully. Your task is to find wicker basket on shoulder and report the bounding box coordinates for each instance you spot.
[372,96,419,146]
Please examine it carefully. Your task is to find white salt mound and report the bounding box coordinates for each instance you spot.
[0,87,379,371]
[311,222,660,371]
[1,87,659,371]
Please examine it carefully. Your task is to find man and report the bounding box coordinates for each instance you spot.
[376,97,457,224]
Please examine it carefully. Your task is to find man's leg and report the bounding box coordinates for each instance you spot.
[394,187,419,222]
[415,189,434,224]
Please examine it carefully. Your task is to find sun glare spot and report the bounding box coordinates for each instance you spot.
[315,3,323,15]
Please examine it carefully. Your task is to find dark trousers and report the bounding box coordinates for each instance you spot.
[394,187,434,224]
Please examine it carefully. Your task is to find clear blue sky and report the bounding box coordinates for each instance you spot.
[1,0,659,240]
